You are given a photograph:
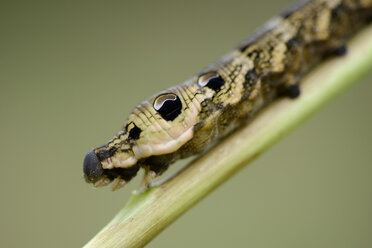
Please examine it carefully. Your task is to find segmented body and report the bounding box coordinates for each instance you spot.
[83,0,372,190]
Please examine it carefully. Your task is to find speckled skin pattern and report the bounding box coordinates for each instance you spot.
[83,0,372,190]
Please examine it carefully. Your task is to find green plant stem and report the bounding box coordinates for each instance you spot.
[84,24,372,248]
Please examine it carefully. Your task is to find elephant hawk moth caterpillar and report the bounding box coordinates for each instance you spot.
[83,0,372,191]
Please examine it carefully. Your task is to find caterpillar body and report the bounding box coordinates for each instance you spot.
[83,0,372,190]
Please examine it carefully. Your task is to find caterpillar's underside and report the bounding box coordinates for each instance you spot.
[83,0,372,190]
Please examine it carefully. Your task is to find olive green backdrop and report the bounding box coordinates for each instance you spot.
[1,0,371,247]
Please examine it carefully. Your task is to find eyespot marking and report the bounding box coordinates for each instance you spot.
[198,71,225,92]
[153,93,183,121]
[128,124,142,140]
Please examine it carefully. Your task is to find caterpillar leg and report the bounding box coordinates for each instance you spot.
[140,168,157,188]
[111,177,127,191]
[277,75,301,99]
[280,44,346,100]
[93,176,112,188]
[332,45,347,56]
[283,84,301,99]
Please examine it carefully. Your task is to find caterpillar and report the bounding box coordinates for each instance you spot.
[83,0,372,191]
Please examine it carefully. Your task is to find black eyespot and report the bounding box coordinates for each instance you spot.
[198,71,225,92]
[153,93,183,121]
[128,125,142,140]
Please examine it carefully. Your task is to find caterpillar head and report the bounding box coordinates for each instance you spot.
[83,87,202,190]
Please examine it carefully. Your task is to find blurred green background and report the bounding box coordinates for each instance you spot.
[1,0,371,247]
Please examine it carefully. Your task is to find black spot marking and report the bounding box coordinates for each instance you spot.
[153,93,183,121]
[198,71,225,92]
[128,125,142,140]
